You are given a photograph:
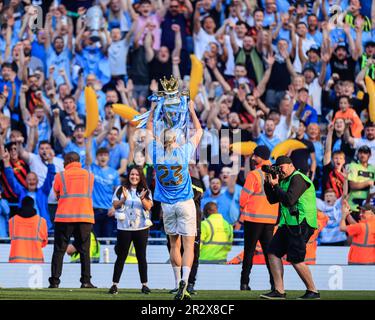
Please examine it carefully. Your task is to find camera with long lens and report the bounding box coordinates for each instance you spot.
[261,165,282,179]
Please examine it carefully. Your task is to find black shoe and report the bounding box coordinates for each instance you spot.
[187,283,197,295]
[169,288,178,294]
[141,285,151,294]
[240,284,251,291]
[108,285,118,295]
[48,283,59,289]
[260,290,286,300]
[80,282,97,289]
[297,290,320,300]
[174,280,187,300]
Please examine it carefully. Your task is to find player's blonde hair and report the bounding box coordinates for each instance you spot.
[162,128,177,150]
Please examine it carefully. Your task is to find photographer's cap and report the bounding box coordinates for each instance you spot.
[253,145,270,160]
[275,155,293,166]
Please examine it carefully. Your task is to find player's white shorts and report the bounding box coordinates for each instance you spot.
[162,198,196,236]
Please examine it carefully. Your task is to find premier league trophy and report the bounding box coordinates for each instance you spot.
[85,5,103,42]
[133,75,190,135]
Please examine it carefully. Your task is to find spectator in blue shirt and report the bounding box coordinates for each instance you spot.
[86,137,120,237]
[293,87,318,126]
[0,62,21,114]
[2,148,56,232]
[307,14,323,45]
[31,29,48,72]
[272,13,291,45]
[46,35,73,87]
[53,109,111,166]
[0,193,10,237]
[100,127,129,176]
[201,172,242,226]
[75,26,111,85]
[253,116,282,151]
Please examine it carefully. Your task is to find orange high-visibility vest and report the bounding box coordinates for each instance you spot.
[240,164,279,225]
[348,220,375,265]
[305,211,328,264]
[9,215,48,263]
[54,162,94,224]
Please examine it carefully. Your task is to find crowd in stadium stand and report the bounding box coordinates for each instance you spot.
[0,0,374,250]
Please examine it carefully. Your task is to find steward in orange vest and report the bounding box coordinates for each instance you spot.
[49,152,96,288]
[340,202,375,265]
[9,196,48,263]
[239,145,279,291]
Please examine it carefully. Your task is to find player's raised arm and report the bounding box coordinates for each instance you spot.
[145,101,157,144]
[189,101,203,147]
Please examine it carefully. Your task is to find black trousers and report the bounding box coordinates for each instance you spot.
[48,204,58,229]
[112,229,149,284]
[240,221,275,289]
[49,222,93,285]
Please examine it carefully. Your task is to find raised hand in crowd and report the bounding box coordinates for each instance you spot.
[25,115,39,128]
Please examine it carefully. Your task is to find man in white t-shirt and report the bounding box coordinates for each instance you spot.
[293,22,316,73]
[214,19,246,77]
[346,121,375,166]
[272,96,295,141]
[302,60,328,116]
[19,141,65,224]
[193,1,217,60]
[19,141,64,187]
[108,27,131,77]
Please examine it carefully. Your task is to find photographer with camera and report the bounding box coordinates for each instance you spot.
[261,156,319,300]
[239,145,278,291]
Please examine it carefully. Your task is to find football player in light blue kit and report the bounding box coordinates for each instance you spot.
[146,100,202,300]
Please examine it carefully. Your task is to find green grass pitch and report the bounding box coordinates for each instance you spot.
[0,289,374,300]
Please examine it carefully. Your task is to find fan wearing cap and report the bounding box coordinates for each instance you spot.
[345,121,375,166]
[340,201,375,265]
[298,46,328,117]
[303,46,321,72]
[347,145,375,213]
[239,145,279,291]
[260,155,319,300]
[329,41,358,82]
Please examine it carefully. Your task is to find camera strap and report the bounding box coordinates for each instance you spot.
[282,209,302,236]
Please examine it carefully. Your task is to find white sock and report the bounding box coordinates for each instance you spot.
[173,266,181,288]
[182,266,191,283]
